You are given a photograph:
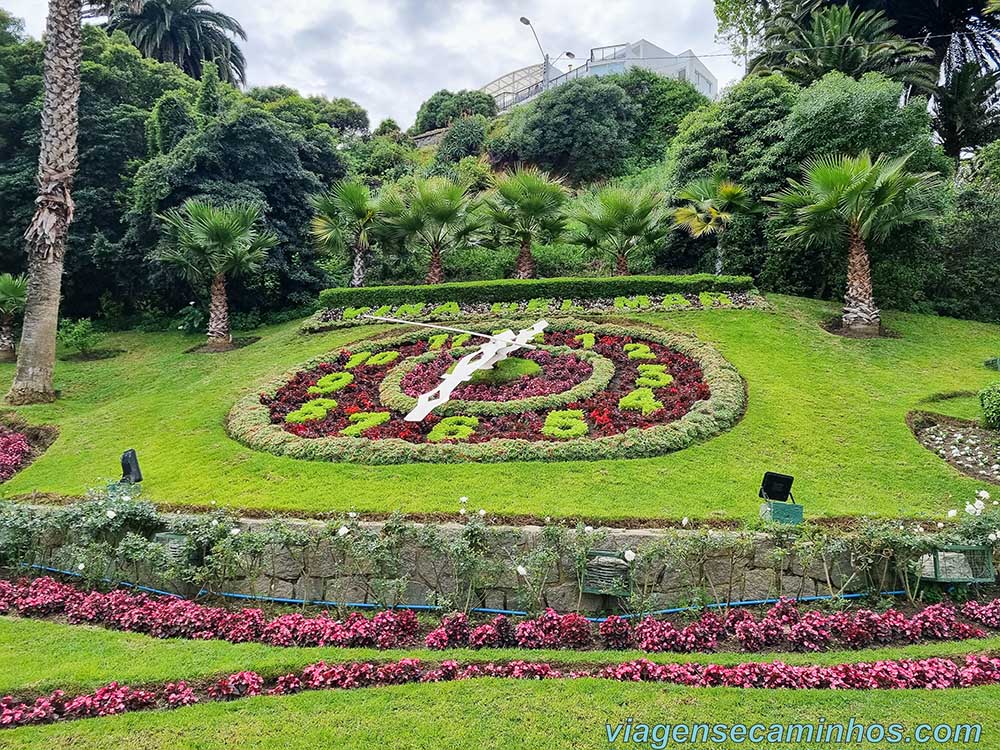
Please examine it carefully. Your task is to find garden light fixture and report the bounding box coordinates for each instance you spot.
[759,471,802,525]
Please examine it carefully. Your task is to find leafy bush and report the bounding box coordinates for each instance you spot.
[318,274,754,308]
[520,77,637,183]
[982,383,1000,430]
[57,319,103,355]
[412,89,497,134]
[435,115,488,165]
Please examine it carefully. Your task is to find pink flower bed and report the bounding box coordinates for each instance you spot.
[5,653,1000,728]
[0,427,31,482]
[1,579,997,655]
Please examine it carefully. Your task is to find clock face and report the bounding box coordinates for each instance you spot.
[229,319,745,464]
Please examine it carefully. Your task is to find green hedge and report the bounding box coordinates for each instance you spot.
[318,275,755,309]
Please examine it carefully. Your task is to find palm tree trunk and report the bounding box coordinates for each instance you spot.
[842,225,881,335]
[350,245,367,287]
[6,0,82,405]
[514,240,536,280]
[0,314,15,363]
[426,246,444,285]
[615,253,629,276]
[206,273,231,349]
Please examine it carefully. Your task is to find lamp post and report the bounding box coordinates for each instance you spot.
[519,16,574,90]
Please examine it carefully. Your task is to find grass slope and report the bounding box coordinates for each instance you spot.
[2,617,1000,749]
[1,295,997,520]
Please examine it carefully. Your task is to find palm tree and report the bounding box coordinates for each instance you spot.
[933,61,1000,164]
[383,177,479,285]
[481,166,568,280]
[157,200,277,350]
[767,151,940,335]
[672,177,754,274]
[842,0,1000,78]
[572,188,667,276]
[311,180,383,288]
[107,0,247,85]
[752,4,938,92]
[7,0,85,403]
[0,274,28,363]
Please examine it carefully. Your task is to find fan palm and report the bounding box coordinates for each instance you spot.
[752,4,938,92]
[382,178,480,285]
[766,151,940,335]
[572,188,668,276]
[157,200,277,349]
[0,274,28,363]
[672,177,754,274]
[107,0,247,85]
[933,61,1000,164]
[311,180,383,288]
[481,166,568,279]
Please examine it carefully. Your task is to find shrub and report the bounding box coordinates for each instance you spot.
[317,274,754,308]
[57,319,103,355]
[520,77,637,183]
[981,383,1000,430]
[435,115,488,165]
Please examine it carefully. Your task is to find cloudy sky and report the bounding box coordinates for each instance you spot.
[4,0,743,127]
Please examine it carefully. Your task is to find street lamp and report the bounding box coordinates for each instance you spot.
[519,17,574,90]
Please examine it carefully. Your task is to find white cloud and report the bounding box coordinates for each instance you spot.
[6,0,743,126]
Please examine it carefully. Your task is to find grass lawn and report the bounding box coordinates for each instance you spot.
[2,616,1000,749]
[1,294,997,521]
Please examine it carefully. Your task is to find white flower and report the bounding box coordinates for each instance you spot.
[177,325,184,330]
[77,563,85,571]
[937,522,945,529]
[230,528,240,536]
[348,512,357,519]
[990,532,998,542]
[623,550,637,563]
[544,516,551,524]
[459,508,466,515]
[210,519,219,527]
[978,490,991,501]
[682,517,689,527]
[913,525,924,533]
[121,496,131,503]
[189,301,195,306]
[337,525,349,537]
[516,565,528,577]
[584,525,594,533]
[975,499,986,511]
[105,510,117,520]
[478,509,486,517]
[948,509,958,518]
[967,503,983,516]
[459,496,468,504]
[210,501,216,506]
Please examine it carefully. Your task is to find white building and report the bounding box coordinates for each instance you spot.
[483,39,718,113]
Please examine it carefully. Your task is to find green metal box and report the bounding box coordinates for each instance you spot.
[759,501,804,525]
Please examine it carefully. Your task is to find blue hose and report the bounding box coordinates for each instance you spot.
[27,563,903,622]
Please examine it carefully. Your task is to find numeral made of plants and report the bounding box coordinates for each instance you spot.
[635,364,673,388]
[427,416,479,443]
[574,333,596,349]
[623,343,656,360]
[365,350,400,366]
[614,295,651,311]
[307,372,355,395]
[340,411,391,437]
[542,410,589,440]
[428,333,472,351]
[618,388,663,416]
[285,398,338,424]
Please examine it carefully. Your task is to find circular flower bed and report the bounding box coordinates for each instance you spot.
[228,319,745,464]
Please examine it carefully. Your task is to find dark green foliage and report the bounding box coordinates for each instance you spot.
[930,184,1000,324]
[196,60,223,117]
[322,97,369,135]
[318,274,754,308]
[412,89,497,134]
[608,68,709,169]
[519,78,637,183]
[0,9,26,47]
[933,62,1000,163]
[127,104,347,312]
[149,90,196,154]
[354,137,416,182]
[982,382,1000,430]
[374,118,402,137]
[434,115,488,165]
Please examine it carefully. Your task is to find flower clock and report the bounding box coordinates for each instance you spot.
[228,319,745,463]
